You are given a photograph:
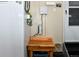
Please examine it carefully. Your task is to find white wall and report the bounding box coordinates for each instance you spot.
[30,1,63,44]
[29,1,64,52]
[0,1,24,57]
[24,12,31,57]
[24,2,31,56]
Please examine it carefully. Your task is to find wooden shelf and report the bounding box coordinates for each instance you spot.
[27,36,56,57]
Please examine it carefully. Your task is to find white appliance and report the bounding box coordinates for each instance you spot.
[0,1,24,57]
[64,1,79,42]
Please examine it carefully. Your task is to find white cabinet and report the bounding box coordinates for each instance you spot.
[0,1,24,57]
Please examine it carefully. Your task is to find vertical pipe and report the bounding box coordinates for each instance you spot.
[44,15,46,36]
[41,14,43,35]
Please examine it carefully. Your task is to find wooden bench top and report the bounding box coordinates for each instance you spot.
[27,36,55,47]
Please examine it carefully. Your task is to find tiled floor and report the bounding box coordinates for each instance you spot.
[53,52,67,57]
[32,51,67,57]
[65,42,79,57]
[27,43,79,57]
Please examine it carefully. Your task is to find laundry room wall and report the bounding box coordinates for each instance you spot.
[30,1,64,52]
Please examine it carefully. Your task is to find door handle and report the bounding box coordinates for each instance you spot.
[65,10,67,14]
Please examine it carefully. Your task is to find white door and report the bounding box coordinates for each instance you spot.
[64,1,79,42]
[0,1,24,57]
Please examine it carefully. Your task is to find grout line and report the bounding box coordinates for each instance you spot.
[63,43,70,57]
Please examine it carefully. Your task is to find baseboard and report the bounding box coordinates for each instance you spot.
[55,43,63,52]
